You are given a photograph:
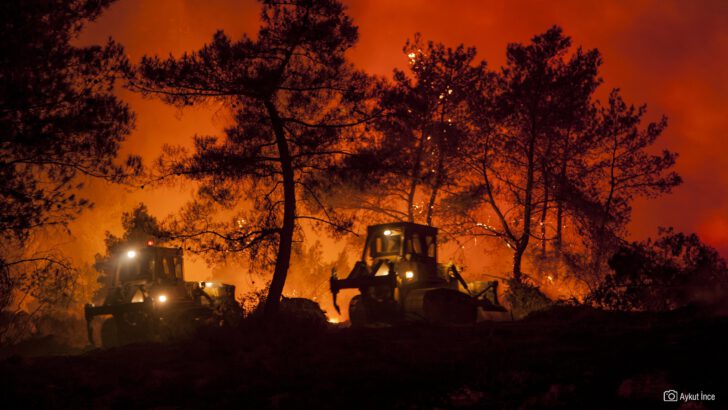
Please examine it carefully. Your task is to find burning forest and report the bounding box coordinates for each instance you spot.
[1,0,727,408]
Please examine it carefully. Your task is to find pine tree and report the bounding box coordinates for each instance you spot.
[334,36,487,229]
[132,0,374,318]
[0,0,136,340]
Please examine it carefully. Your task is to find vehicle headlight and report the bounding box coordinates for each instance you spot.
[405,271,415,280]
[127,250,137,259]
[158,294,168,303]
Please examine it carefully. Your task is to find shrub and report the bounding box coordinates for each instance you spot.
[504,279,552,319]
[588,228,728,311]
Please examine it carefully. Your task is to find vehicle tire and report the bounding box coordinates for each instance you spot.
[100,317,119,348]
[348,295,369,327]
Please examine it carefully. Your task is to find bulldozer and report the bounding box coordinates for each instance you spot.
[330,222,507,326]
[84,242,241,347]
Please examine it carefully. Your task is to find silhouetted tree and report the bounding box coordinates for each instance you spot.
[132,0,374,318]
[580,90,681,277]
[452,27,679,292]
[457,27,601,282]
[0,0,137,337]
[539,51,601,256]
[336,36,486,228]
[523,34,601,282]
[588,228,728,311]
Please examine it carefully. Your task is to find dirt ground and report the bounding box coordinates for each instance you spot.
[1,306,726,409]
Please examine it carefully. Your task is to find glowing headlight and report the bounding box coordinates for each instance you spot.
[127,250,137,259]
[158,294,168,303]
[383,230,391,236]
[205,282,214,288]
[405,271,415,280]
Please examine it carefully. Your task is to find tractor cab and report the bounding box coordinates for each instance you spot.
[361,223,444,287]
[113,246,184,287]
[104,245,186,306]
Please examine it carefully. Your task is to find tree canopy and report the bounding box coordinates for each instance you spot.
[132,0,375,317]
[0,0,136,330]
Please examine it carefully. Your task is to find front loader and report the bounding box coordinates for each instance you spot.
[84,242,241,347]
[330,222,507,326]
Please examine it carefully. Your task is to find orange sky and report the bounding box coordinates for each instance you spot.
[70,0,728,278]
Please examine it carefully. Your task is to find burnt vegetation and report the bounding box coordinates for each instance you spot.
[1,0,727,408]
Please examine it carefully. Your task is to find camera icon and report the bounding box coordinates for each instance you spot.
[663,390,678,402]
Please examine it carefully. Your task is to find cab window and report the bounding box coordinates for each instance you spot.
[160,254,182,280]
[371,233,402,257]
[161,257,171,277]
[147,259,156,277]
[173,256,183,279]
[411,233,423,255]
[119,261,141,281]
[118,253,151,281]
[425,235,436,257]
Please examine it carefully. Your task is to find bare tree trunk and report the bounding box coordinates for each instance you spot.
[540,172,549,257]
[263,100,296,319]
[406,179,418,222]
[513,126,538,282]
[406,127,429,222]
[554,138,569,255]
[425,146,445,226]
[425,184,438,226]
[512,242,527,282]
[537,185,548,278]
[591,137,618,279]
[555,202,563,252]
